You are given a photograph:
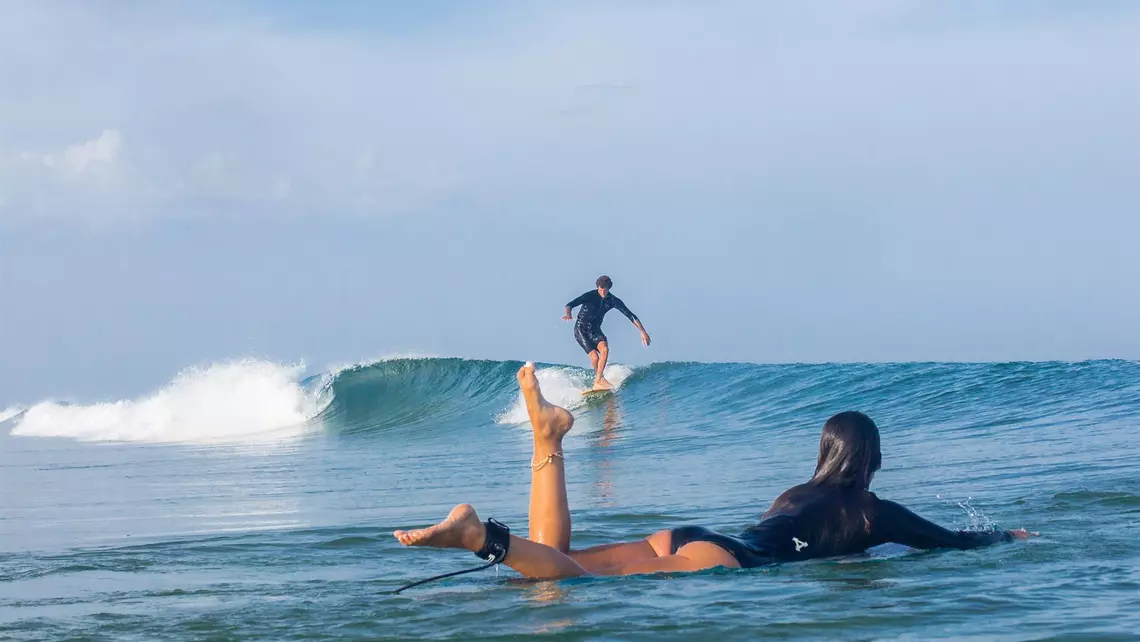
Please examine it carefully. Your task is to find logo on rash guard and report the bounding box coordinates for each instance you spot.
[792,537,809,552]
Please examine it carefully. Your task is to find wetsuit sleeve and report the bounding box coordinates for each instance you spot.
[610,296,639,322]
[566,292,592,309]
[872,498,1013,550]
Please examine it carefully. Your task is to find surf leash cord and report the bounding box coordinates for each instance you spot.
[391,518,512,594]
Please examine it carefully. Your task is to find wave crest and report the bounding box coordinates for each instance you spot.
[10,360,328,444]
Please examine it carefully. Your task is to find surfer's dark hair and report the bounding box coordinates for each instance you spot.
[809,411,882,489]
[596,275,613,289]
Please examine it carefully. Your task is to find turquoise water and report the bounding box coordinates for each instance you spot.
[2,358,1139,640]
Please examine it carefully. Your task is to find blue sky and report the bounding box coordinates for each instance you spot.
[1,1,1138,404]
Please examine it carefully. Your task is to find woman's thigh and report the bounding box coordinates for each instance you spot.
[569,529,674,572]
[594,541,741,576]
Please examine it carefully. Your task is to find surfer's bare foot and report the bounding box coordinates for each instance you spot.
[593,377,614,391]
[517,362,573,443]
[394,503,486,552]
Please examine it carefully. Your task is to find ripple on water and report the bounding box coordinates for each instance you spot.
[2,360,1139,639]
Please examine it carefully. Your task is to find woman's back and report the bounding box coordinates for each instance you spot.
[739,483,1012,562]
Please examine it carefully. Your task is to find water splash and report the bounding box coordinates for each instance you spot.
[10,360,329,444]
[0,406,25,424]
[937,494,999,532]
[496,364,634,425]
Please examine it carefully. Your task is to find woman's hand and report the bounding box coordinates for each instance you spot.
[1009,528,1039,539]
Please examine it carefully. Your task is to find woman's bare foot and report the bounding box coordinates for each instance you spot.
[394,504,487,552]
[517,362,574,443]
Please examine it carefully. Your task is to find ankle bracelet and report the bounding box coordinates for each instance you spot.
[531,451,564,471]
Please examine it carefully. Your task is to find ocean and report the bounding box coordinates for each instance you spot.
[2,357,1138,640]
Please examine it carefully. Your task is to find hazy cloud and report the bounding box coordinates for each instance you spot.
[2,1,1132,222]
[44,129,122,173]
[1,1,1138,403]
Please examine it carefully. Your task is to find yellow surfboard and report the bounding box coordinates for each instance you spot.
[581,388,615,397]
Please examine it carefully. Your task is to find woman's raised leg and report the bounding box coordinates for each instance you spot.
[517,362,575,552]
[393,363,736,580]
[517,361,670,568]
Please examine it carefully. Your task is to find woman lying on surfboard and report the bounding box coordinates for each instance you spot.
[394,363,1034,581]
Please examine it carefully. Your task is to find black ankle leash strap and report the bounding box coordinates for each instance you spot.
[391,519,511,594]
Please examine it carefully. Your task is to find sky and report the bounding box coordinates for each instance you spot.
[1,1,1138,405]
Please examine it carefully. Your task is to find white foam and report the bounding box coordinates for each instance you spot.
[10,360,329,444]
[0,406,24,424]
[496,364,634,425]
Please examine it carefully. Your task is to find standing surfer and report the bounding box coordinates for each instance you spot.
[563,275,650,391]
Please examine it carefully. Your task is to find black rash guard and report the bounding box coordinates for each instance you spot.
[566,290,639,353]
[670,482,1013,567]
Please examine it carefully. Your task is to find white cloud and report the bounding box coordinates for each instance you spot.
[0,2,1136,222]
[1,128,126,218]
[43,128,122,172]
[9,129,122,173]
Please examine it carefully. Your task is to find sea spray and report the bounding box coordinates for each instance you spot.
[10,360,328,444]
[0,406,24,424]
[496,363,634,425]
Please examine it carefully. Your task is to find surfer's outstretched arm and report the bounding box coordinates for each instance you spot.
[632,318,650,346]
[563,292,591,320]
[871,498,1030,550]
[612,296,651,346]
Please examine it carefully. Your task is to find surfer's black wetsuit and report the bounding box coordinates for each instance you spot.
[566,290,639,354]
[670,483,1013,567]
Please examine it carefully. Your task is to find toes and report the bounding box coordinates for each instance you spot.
[395,528,427,546]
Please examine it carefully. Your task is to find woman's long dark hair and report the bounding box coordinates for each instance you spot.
[809,411,882,489]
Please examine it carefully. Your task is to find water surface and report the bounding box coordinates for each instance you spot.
[2,358,1138,639]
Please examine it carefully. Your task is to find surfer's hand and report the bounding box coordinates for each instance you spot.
[1009,528,1038,539]
[562,314,573,321]
[641,332,651,347]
